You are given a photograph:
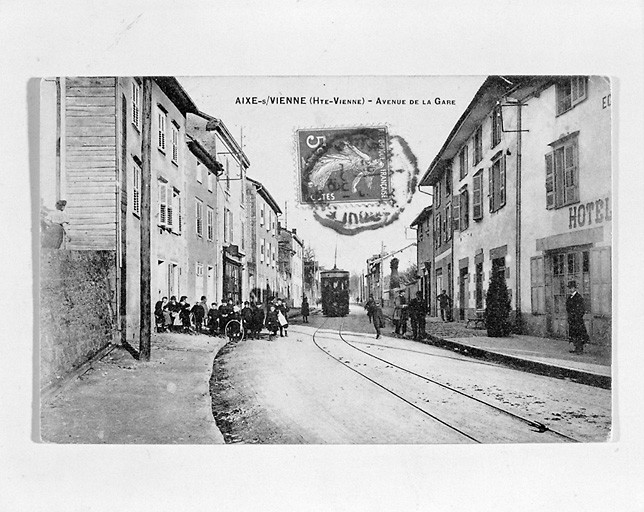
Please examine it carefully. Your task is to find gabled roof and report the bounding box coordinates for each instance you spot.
[186,135,223,175]
[419,75,546,186]
[410,205,432,227]
[195,111,251,169]
[153,77,199,116]
[247,176,282,214]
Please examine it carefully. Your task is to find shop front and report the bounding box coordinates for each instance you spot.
[222,244,243,304]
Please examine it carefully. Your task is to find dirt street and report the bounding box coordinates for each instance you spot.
[210,306,611,444]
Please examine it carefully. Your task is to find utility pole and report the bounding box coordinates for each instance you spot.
[139,77,152,361]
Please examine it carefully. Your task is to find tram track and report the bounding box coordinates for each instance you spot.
[300,319,580,444]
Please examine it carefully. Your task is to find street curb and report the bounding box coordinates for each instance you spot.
[382,312,610,389]
[422,334,611,390]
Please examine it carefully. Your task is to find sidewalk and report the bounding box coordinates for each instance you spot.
[382,306,611,389]
[40,332,227,444]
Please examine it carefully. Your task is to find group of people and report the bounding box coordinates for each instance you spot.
[154,294,306,341]
[364,291,427,341]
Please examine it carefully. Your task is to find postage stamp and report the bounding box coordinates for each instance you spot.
[296,127,419,235]
[296,127,390,205]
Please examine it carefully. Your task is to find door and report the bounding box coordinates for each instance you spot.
[475,262,484,309]
[549,249,591,338]
[459,267,469,320]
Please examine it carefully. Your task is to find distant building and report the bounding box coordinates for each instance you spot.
[278,225,304,307]
[187,112,250,304]
[184,134,223,305]
[246,177,282,304]
[410,206,434,313]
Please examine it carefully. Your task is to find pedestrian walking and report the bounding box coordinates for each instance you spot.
[301,296,310,323]
[408,291,427,341]
[364,295,376,324]
[393,290,408,336]
[372,299,384,339]
[566,281,589,354]
[437,290,453,322]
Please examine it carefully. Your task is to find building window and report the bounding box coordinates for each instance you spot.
[435,212,442,249]
[267,210,272,232]
[157,108,167,152]
[260,238,265,263]
[418,224,423,242]
[260,203,265,226]
[459,187,470,231]
[491,105,502,148]
[489,155,506,213]
[196,198,203,237]
[207,171,213,192]
[459,145,468,180]
[171,123,179,164]
[132,162,141,216]
[131,80,141,130]
[444,203,451,242]
[241,221,245,250]
[196,261,204,277]
[474,126,483,165]
[196,161,203,184]
[207,206,214,241]
[472,170,483,221]
[225,159,230,191]
[545,136,579,209]
[556,77,588,115]
[159,181,168,226]
[435,181,442,207]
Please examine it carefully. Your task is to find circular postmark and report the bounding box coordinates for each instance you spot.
[296,126,418,235]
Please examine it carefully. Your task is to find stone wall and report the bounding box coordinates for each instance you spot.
[40,250,116,391]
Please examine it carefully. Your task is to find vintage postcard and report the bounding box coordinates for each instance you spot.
[38,75,612,446]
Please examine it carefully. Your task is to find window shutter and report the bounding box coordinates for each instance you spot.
[133,166,140,214]
[462,189,469,230]
[554,147,565,208]
[590,247,611,316]
[177,195,182,233]
[167,189,174,229]
[159,183,167,225]
[499,156,506,207]
[564,142,579,203]
[472,172,482,220]
[530,256,545,314]
[452,198,460,232]
[545,152,555,209]
[488,167,494,212]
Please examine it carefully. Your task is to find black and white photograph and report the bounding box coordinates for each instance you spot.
[38,75,612,445]
[2,1,644,511]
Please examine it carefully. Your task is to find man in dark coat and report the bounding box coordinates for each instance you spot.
[364,295,376,324]
[408,291,427,341]
[437,290,452,322]
[566,281,589,354]
[207,303,220,336]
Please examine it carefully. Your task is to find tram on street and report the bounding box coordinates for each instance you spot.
[320,269,350,317]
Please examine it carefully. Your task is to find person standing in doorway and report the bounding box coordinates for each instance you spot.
[393,290,408,336]
[566,281,589,354]
[437,290,452,322]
